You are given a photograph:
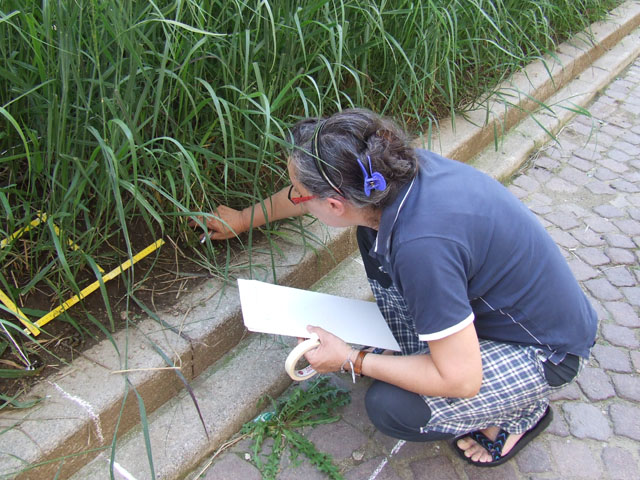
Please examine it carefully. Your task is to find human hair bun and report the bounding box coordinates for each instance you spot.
[288,108,418,209]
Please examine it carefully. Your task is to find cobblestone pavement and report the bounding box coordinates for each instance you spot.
[198,57,640,480]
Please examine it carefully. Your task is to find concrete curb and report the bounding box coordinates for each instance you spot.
[2,2,639,478]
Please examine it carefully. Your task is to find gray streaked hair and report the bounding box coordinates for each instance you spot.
[287,108,418,209]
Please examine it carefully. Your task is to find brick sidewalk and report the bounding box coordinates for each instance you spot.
[200,57,640,480]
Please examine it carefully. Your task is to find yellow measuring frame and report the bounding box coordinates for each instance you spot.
[26,239,165,335]
[0,289,39,335]
[0,213,164,336]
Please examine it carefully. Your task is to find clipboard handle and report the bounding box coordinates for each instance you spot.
[285,333,320,381]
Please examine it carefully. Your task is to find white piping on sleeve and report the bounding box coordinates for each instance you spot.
[418,312,475,342]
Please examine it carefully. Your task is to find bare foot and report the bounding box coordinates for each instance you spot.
[456,427,524,464]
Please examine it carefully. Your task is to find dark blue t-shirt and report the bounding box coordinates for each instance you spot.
[369,150,597,363]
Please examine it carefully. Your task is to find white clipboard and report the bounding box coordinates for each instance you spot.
[238,279,400,380]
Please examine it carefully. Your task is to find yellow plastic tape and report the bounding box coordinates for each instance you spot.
[27,238,166,335]
[0,289,40,335]
[0,213,47,249]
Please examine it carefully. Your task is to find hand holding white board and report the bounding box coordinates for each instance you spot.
[238,279,400,380]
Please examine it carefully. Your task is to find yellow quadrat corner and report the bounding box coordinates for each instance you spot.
[0,213,165,336]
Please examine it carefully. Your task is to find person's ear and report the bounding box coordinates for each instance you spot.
[326,197,346,216]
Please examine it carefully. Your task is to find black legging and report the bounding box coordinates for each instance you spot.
[365,380,455,442]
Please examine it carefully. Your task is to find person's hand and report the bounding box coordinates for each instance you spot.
[189,205,247,241]
[303,326,352,373]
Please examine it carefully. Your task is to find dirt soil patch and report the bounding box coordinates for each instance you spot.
[0,225,247,401]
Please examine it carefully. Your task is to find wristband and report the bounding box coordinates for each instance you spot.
[354,350,367,377]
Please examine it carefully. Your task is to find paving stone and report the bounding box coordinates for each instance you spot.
[584,278,623,301]
[574,147,603,162]
[535,216,552,229]
[528,192,553,206]
[202,453,263,480]
[611,194,632,209]
[575,247,610,266]
[603,265,637,286]
[546,409,571,437]
[570,121,595,137]
[529,203,553,215]
[611,373,640,402]
[410,456,459,480]
[613,218,640,235]
[608,148,632,162]
[566,258,599,282]
[591,344,633,373]
[601,123,625,137]
[394,440,442,461]
[598,157,629,174]
[549,229,580,249]
[338,378,375,434]
[589,298,608,322]
[545,177,579,193]
[610,403,640,441]
[278,458,328,480]
[534,156,561,171]
[601,446,640,480]
[611,142,640,157]
[603,301,640,327]
[595,166,620,181]
[507,184,528,199]
[601,323,640,349]
[604,232,636,248]
[604,247,637,266]
[582,216,620,234]
[563,403,611,440]
[545,211,581,229]
[575,367,616,401]
[462,459,518,479]
[548,382,582,402]
[629,207,640,221]
[585,180,617,195]
[345,457,402,480]
[514,443,552,473]
[513,174,540,192]
[547,438,603,479]
[631,351,640,373]
[372,431,404,455]
[568,156,596,171]
[611,179,640,193]
[306,422,369,462]
[559,166,590,186]
[621,130,640,146]
[593,204,625,218]
[621,286,640,307]
[558,203,590,218]
[530,167,553,184]
[570,228,606,247]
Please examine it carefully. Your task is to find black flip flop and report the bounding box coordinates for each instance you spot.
[451,405,553,467]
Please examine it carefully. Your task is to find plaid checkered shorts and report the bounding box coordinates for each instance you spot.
[369,278,550,436]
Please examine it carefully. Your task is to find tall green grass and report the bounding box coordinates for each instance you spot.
[0,0,621,475]
[0,0,619,317]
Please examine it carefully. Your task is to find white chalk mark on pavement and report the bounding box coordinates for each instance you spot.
[49,381,105,443]
[368,439,405,480]
[111,460,139,480]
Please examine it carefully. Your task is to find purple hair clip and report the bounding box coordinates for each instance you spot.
[357,155,387,197]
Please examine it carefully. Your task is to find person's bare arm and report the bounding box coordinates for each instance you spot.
[305,322,483,398]
[190,186,308,240]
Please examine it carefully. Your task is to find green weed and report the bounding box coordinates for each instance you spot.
[241,376,351,480]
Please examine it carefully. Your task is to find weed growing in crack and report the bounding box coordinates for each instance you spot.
[241,376,351,480]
